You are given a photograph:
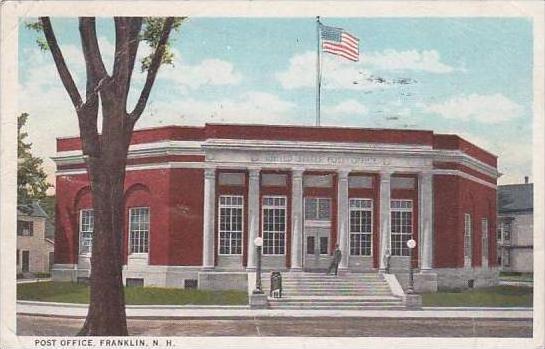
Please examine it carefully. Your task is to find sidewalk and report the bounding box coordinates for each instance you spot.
[17,300,533,319]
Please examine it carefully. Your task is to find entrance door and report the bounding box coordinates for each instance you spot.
[303,197,332,272]
[22,251,30,273]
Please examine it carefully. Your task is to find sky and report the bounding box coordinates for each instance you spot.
[18,17,533,188]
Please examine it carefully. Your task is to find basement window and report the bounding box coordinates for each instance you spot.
[126,278,144,287]
[184,279,198,289]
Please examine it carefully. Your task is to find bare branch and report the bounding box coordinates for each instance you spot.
[128,17,175,122]
[79,17,109,103]
[113,17,143,108]
[40,17,83,110]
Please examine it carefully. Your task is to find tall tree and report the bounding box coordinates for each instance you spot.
[30,17,183,335]
[17,112,52,204]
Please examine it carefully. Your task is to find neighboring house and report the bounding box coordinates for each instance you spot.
[17,202,55,275]
[497,178,533,273]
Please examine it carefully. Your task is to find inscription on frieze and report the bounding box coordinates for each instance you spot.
[261,153,392,166]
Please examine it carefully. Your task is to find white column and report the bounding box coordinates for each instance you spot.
[419,171,433,271]
[379,170,392,272]
[246,168,260,271]
[202,167,216,270]
[337,170,350,271]
[290,168,304,271]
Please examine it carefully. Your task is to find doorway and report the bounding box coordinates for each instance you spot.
[22,250,30,273]
[303,197,332,272]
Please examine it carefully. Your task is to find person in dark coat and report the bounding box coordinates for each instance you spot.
[327,244,342,276]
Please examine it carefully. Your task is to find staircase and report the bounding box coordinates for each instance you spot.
[265,273,404,309]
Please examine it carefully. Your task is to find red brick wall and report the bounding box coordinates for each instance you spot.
[168,169,205,266]
[458,177,497,267]
[55,174,92,264]
[433,175,461,268]
[433,175,497,268]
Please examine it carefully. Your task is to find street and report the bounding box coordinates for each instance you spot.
[17,315,532,337]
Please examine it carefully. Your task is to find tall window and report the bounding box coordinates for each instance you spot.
[349,199,373,256]
[129,207,150,254]
[502,220,512,242]
[218,195,243,255]
[464,213,472,267]
[79,209,94,254]
[482,218,489,265]
[262,196,286,255]
[304,198,331,221]
[390,200,412,256]
[17,220,34,236]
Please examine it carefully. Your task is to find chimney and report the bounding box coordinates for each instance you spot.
[524,176,529,184]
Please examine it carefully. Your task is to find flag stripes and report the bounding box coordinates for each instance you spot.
[320,25,359,62]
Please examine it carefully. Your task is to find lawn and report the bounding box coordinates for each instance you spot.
[17,282,248,305]
[422,286,533,307]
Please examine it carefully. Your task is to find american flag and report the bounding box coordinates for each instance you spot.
[320,25,359,62]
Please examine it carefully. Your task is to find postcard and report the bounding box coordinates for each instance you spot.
[0,1,543,348]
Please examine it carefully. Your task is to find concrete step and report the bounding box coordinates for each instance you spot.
[268,304,406,310]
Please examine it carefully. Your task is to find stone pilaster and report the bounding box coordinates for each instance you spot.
[419,171,433,271]
[337,169,350,271]
[290,168,304,271]
[202,167,216,270]
[246,168,261,271]
[379,170,392,272]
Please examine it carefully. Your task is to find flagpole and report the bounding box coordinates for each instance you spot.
[316,16,321,126]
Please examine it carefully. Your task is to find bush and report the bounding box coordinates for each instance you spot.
[33,272,51,278]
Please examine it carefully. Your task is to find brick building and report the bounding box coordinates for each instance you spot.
[51,124,500,291]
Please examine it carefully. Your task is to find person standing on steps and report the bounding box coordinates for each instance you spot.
[327,244,342,276]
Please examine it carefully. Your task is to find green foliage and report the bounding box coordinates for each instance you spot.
[17,282,248,305]
[25,20,48,51]
[422,286,533,307]
[140,17,185,71]
[18,113,52,204]
[26,17,185,71]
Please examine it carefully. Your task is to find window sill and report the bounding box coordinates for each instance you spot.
[129,253,149,259]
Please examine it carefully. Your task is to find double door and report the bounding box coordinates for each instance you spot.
[303,197,332,272]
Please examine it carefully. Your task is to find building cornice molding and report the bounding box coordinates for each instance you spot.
[53,138,499,179]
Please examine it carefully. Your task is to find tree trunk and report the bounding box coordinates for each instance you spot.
[78,108,131,336]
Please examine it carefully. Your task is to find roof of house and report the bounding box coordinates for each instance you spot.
[17,201,49,218]
[498,183,533,214]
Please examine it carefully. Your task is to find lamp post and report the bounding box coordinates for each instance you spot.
[406,238,416,294]
[253,236,264,294]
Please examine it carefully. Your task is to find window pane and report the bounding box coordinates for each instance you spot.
[262,196,287,255]
[390,200,412,256]
[306,236,315,254]
[349,199,373,256]
[129,208,150,254]
[218,195,244,255]
[305,198,318,220]
[318,199,331,220]
[320,237,328,255]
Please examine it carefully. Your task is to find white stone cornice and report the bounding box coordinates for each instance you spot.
[432,169,497,189]
[53,140,204,166]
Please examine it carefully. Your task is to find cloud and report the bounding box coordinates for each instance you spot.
[276,49,454,90]
[436,130,532,185]
[322,99,368,116]
[142,91,296,126]
[361,49,454,73]
[423,93,524,124]
[159,55,242,92]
